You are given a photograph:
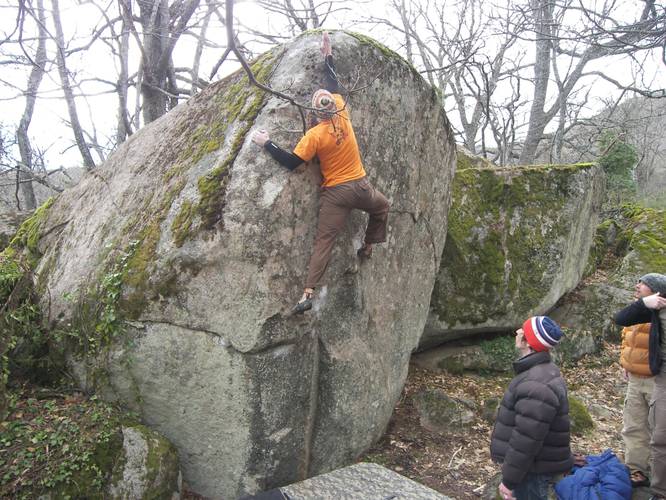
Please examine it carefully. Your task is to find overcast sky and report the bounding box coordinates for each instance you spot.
[0,0,664,169]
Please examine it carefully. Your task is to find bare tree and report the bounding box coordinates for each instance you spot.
[124,0,202,124]
[51,0,96,170]
[518,0,666,164]
[15,0,48,209]
[368,0,528,162]
[116,1,133,144]
[250,0,351,37]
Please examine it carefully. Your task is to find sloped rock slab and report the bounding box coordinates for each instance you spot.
[279,462,451,499]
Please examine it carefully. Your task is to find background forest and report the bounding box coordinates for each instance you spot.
[0,0,665,211]
[0,1,665,499]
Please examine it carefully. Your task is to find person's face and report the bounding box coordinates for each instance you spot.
[635,280,654,299]
[515,327,525,350]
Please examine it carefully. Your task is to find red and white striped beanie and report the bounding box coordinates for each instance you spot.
[522,316,563,352]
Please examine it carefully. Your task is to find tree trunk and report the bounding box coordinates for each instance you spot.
[116,0,132,145]
[15,0,48,210]
[51,0,96,170]
[518,0,553,164]
[138,0,200,124]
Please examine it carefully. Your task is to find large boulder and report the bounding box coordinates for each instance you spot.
[420,155,605,349]
[550,205,666,339]
[18,33,455,497]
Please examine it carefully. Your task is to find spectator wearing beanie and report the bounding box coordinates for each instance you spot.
[490,316,573,500]
[619,274,665,488]
[615,273,666,500]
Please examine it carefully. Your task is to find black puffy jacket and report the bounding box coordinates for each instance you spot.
[490,351,573,490]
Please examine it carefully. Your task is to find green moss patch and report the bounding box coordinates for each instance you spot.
[568,396,594,435]
[585,203,666,287]
[1,207,65,417]
[0,388,124,499]
[8,198,54,265]
[139,423,179,497]
[191,51,277,232]
[171,200,195,248]
[619,204,666,271]
[432,162,599,326]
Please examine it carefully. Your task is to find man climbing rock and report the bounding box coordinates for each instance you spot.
[490,316,573,500]
[251,32,390,315]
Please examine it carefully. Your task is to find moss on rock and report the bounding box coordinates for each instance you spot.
[0,199,59,417]
[569,396,594,435]
[618,204,666,272]
[431,161,600,328]
[192,50,277,232]
[413,389,476,431]
[479,335,516,371]
[171,200,195,247]
[7,198,54,266]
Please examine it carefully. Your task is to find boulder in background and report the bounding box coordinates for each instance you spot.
[421,156,605,349]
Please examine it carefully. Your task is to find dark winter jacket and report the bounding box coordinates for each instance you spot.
[490,351,573,490]
[554,449,631,500]
[614,298,664,375]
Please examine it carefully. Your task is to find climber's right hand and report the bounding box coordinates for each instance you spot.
[252,129,270,147]
[321,32,332,58]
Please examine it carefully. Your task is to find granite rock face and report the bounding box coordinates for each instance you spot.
[108,424,180,500]
[421,154,605,349]
[550,205,666,340]
[25,32,456,497]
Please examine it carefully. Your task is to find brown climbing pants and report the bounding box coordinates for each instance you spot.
[304,177,389,289]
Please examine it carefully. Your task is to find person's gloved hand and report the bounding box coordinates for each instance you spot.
[643,293,666,309]
[321,31,332,57]
[252,129,269,147]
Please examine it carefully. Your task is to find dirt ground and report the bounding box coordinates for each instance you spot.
[360,341,631,499]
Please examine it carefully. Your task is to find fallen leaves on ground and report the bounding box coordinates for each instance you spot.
[360,341,626,499]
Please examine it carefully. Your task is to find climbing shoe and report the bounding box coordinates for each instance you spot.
[291,298,313,315]
[630,470,649,488]
[290,291,313,315]
[357,243,373,260]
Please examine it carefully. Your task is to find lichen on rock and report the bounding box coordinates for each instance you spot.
[421,150,605,348]
[549,203,665,340]
[18,31,457,499]
[568,396,594,435]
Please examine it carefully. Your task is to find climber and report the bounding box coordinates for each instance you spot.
[251,32,390,315]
